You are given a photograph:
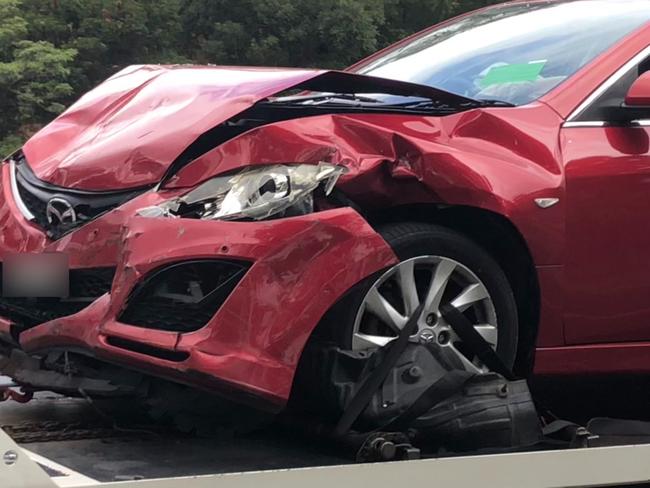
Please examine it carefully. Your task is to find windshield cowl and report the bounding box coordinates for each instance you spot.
[262,71,484,115]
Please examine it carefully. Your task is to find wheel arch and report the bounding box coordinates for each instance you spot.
[366,203,540,376]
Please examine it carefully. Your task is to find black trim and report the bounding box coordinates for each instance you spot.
[105,336,190,362]
[574,56,650,123]
[118,259,250,333]
[296,71,479,107]
[14,155,148,240]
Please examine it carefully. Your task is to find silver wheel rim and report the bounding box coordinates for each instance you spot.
[352,256,498,373]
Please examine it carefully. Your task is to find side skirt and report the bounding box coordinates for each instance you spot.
[535,342,650,375]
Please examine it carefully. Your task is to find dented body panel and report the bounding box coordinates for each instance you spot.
[20,66,475,192]
[22,66,325,191]
[168,104,565,266]
[13,209,395,405]
[0,94,566,404]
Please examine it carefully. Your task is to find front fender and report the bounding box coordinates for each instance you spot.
[168,103,565,265]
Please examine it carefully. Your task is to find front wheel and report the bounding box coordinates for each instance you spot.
[334,222,519,373]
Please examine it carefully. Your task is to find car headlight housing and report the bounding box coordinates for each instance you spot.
[146,163,346,221]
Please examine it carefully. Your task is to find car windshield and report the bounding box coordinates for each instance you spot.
[353,0,650,106]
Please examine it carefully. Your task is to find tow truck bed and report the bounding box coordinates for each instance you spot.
[2,375,650,488]
[0,378,347,482]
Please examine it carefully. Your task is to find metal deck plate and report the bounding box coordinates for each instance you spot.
[2,376,650,487]
[0,389,346,483]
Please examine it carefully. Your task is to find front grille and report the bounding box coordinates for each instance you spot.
[16,181,47,224]
[12,154,147,240]
[119,260,250,333]
[0,266,116,331]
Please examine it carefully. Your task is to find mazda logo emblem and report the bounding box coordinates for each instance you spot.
[418,329,436,344]
[46,197,77,226]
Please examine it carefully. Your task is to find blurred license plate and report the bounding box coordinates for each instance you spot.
[2,253,69,298]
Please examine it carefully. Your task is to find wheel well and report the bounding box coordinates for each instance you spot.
[366,204,540,377]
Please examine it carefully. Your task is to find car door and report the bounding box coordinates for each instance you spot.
[562,49,650,345]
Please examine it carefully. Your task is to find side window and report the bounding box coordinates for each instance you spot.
[574,55,650,122]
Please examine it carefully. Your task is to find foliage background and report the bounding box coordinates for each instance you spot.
[0,0,502,155]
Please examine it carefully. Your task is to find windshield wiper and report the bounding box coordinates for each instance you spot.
[271,93,385,105]
[386,98,515,109]
[477,99,516,107]
[267,93,515,114]
[272,94,480,112]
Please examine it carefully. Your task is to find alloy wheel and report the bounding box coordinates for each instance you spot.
[352,256,498,373]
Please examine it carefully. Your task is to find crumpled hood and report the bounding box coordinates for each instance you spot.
[22,65,325,190]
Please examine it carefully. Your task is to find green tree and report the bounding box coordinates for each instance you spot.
[0,0,28,60]
[18,0,187,93]
[179,0,384,68]
[0,0,29,154]
[0,39,76,155]
[11,40,77,122]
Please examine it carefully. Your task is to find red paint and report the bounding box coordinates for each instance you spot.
[23,66,325,190]
[1,3,650,408]
[169,104,565,266]
[18,209,397,403]
[561,126,650,345]
[625,71,650,107]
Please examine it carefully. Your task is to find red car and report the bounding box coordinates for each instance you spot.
[1,0,650,412]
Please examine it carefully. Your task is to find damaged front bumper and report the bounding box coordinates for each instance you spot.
[0,163,397,410]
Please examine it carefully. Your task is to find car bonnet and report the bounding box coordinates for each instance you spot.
[20,65,475,191]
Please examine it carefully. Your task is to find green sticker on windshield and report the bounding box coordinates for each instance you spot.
[480,61,546,88]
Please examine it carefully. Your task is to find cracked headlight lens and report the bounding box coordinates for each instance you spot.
[148,163,346,221]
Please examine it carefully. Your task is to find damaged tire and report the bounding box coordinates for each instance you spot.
[326,222,519,373]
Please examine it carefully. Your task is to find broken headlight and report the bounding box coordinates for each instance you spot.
[145,163,346,221]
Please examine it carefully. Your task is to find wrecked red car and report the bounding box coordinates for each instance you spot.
[1,0,650,415]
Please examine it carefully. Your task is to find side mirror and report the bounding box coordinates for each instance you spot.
[625,71,650,108]
[603,72,650,124]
